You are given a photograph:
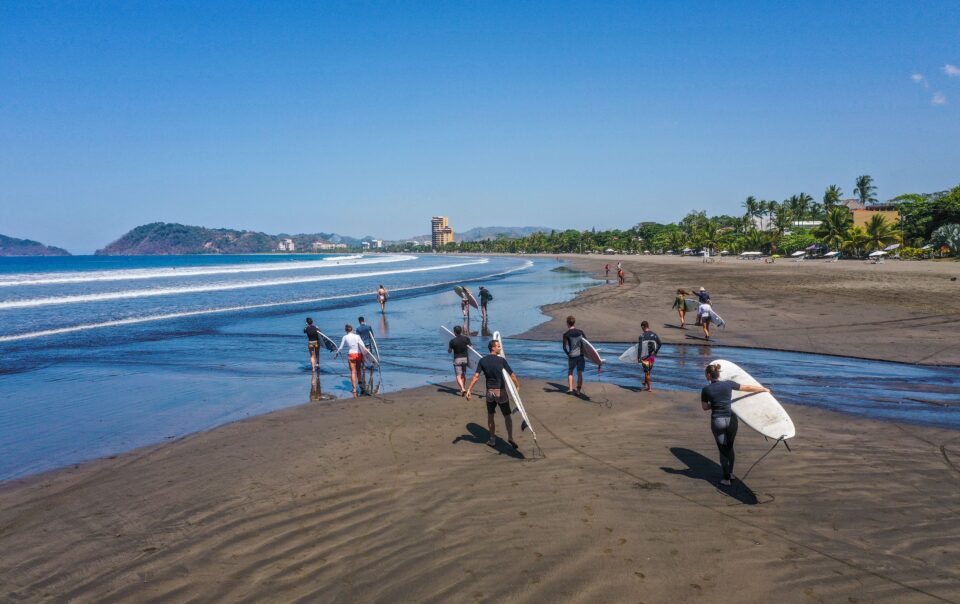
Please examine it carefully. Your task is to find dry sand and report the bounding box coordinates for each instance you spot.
[1,380,959,602]
[521,254,960,366]
[2,254,960,602]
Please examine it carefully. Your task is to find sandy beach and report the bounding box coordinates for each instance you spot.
[1,256,960,602]
[522,254,960,366]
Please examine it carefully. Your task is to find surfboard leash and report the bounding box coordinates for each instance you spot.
[738,436,789,483]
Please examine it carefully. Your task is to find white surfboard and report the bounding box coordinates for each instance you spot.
[440,325,483,369]
[714,359,795,440]
[360,342,378,367]
[492,331,505,357]
[369,333,381,363]
[581,337,604,367]
[502,368,537,441]
[619,340,656,363]
[318,332,338,353]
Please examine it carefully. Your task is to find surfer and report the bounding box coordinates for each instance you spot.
[672,289,690,328]
[336,324,366,396]
[695,287,710,303]
[638,321,662,391]
[478,286,493,320]
[459,288,470,319]
[701,363,770,486]
[304,317,321,372]
[563,315,586,394]
[377,284,388,313]
[697,301,714,340]
[465,339,519,450]
[604,263,610,279]
[448,325,473,396]
[354,316,376,391]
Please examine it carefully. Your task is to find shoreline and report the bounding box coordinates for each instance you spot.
[516,253,960,367]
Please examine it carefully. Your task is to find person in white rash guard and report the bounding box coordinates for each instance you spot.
[336,324,367,396]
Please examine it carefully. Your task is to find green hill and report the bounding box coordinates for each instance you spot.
[0,234,71,256]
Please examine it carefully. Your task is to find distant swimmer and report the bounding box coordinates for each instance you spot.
[701,363,770,487]
[604,263,610,278]
[617,266,625,285]
[377,284,388,313]
[354,316,376,392]
[563,315,586,394]
[478,286,493,320]
[465,339,519,450]
[447,325,472,396]
[336,324,367,396]
[304,317,321,372]
[697,300,714,340]
[672,289,690,329]
[637,321,662,391]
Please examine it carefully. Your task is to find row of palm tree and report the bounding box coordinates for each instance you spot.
[741,175,879,228]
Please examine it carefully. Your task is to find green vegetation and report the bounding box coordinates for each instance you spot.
[419,179,960,259]
[0,234,71,256]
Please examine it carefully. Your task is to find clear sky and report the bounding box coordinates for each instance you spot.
[2,1,959,252]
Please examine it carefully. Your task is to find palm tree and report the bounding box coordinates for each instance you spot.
[795,192,813,221]
[854,175,877,206]
[742,196,759,228]
[843,226,870,258]
[742,229,769,253]
[815,206,852,251]
[667,231,686,253]
[771,202,792,237]
[823,185,843,209]
[864,214,898,251]
[760,200,775,230]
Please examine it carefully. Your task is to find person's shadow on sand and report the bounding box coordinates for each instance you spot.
[452,423,525,459]
[543,382,594,402]
[660,447,758,505]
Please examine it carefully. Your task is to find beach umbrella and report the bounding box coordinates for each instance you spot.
[868,250,887,257]
[883,243,901,252]
[920,244,934,250]
[790,250,806,257]
[805,243,819,250]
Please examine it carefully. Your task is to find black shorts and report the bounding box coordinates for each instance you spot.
[567,355,585,373]
[485,388,511,416]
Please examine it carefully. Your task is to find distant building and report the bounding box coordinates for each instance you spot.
[361,241,371,250]
[313,241,335,250]
[431,216,455,248]
[843,199,900,229]
[277,238,296,252]
[372,239,383,248]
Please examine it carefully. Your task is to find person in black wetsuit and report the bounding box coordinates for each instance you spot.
[701,363,770,487]
[562,315,586,394]
[465,339,520,449]
[304,317,321,372]
[354,316,376,392]
[478,286,493,320]
[637,320,662,392]
[448,325,472,396]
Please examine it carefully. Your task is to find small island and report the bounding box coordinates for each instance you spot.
[0,234,71,256]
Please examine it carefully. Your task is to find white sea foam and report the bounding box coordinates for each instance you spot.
[0,261,533,342]
[0,258,486,310]
[0,254,414,287]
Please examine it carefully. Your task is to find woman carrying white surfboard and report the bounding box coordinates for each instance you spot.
[701,363,771,487]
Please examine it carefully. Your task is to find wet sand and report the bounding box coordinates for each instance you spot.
[1,380,958,602]
[521,254,960,366]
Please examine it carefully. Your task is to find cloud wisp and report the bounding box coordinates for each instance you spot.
[932,92,947,105]
[944,64,960,77]
[911,73,928,87]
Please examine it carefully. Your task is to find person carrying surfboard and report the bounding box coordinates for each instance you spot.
[459,288,470,319]
[672,289,691,328]
[377,284,388,313]
[638,321,662,391]
[563,315,586,394]
[478,286,493,320]
[354,316,377,393]
[336,324,368,397]
[465,339,519,450]
[701,363,770,487]
[697,300,715,340]
[448,325,473,396]
[304,317,322,372]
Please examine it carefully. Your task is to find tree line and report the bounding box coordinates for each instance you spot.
[384,177,960,258]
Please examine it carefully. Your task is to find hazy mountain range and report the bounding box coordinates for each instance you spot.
[0,223,556,256]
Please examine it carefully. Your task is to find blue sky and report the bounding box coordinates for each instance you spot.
[2,1,959,252]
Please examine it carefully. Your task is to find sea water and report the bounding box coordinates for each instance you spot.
[1,254,958,481]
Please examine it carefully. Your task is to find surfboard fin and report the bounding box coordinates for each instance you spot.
[520,420,529,432]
